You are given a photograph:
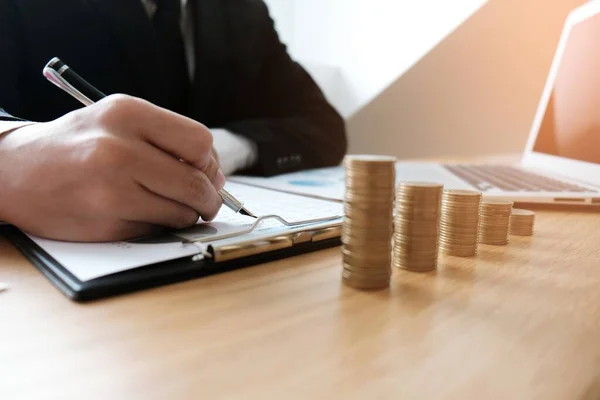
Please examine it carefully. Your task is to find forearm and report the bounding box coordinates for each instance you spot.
[0,122,38,224]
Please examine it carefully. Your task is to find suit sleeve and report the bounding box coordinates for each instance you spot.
[0,109,23,121]
[0,1,24,122]
[224,2,347,176]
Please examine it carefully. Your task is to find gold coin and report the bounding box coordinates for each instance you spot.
[512,209,534,216]
[344,194,395,204]
[344,154,397,163]
[397,181,443,189]
[443,189,481,197]
[341,155,397,289]
[509,209,535,236]
[437,189,482,257]
[393,182,442,271]
[342,274,390,290]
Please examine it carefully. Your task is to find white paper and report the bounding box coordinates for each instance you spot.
[231,162,482,201]
[174,182,343,245]
[27,237,204,282]
[26,182,343,282]
[230,166,346,201]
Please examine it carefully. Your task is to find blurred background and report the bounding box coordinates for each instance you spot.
[264,0,589,160]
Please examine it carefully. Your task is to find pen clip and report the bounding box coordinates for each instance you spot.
[43,61,94,106]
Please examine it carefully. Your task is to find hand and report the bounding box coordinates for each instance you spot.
[211,147,220,166]
[0,94,225,242]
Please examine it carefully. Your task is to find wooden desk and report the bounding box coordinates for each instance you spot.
[2,208,600,399]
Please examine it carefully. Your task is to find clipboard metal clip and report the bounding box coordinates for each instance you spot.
[182,214,342,245]
[184,214,342,263]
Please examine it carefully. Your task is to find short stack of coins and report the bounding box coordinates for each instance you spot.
[393,182,443,272]
[510,209,535,236]
[439,189,482,257]
[342,155,397,290]
[478,200,514,245]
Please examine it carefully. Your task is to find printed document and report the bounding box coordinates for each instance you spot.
[27,182,343,282]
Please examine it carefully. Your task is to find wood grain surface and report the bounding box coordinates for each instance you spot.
[2,208,600,399]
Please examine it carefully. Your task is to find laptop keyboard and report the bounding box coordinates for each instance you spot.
[442,164,596,193]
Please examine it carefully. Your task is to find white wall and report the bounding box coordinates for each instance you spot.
[264,0,488,117]
[264,0,587,160]
[347,0,588,158]
[262,0,294,47]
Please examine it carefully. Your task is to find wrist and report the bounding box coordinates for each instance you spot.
[0,122,38,223]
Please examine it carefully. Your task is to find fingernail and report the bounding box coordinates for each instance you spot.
[215,169,226,190]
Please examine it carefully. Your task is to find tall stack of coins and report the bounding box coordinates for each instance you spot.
[393,182,443,272]
[510,209,535,236]
[439,189,482,257]
[478,200,514,245]
[342,155,397,290]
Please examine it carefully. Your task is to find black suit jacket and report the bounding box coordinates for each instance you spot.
[0,0,346,175]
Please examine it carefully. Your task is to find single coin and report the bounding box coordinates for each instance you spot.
[481,199,514,205]
[344,154,398,163]
[444,189,482,196]
[397,181,444,189]
[512,209,535,216]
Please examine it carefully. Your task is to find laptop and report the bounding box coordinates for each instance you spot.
[396,1,600,206]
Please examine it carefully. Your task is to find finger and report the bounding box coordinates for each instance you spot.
[103,222,165,242]
[130,143,223,221]
[96,95,217,172]
[180,153,225,190]
[204,155,223,188]
[120,183,202,228]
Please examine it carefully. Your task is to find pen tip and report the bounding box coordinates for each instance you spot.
[240,207,257,218]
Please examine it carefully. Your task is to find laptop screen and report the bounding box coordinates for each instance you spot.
[533,12,600,165]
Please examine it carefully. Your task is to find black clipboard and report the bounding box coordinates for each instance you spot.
[4,225,341,302]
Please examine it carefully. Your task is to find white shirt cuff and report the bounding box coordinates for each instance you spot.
[210,128,258,176]
[0,121,36,138]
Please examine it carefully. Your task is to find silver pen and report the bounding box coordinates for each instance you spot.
[43,57,256,218]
